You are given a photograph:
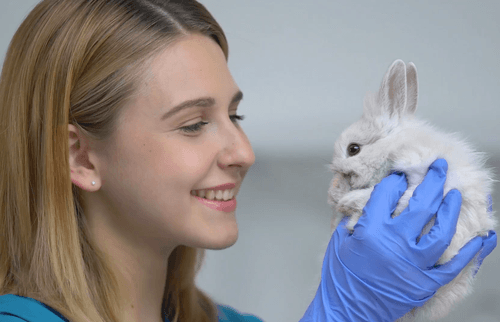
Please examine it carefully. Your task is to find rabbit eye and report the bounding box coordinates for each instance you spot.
[347,143,361,157]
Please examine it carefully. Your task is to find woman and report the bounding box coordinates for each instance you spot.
[0,1,495,322]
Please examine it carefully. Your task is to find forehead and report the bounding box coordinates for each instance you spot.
[142,34,236,110]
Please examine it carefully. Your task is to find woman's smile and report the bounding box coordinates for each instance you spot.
[190,182,240,212]
[191,194,237,212]
[190,188,236,201]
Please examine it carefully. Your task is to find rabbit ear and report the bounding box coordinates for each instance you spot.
[376,59,407,119]
[405,62,418,116]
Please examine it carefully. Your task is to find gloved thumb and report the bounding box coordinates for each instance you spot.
[473,230,497,277]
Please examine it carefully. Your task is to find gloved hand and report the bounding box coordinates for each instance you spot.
[300,159,497,322]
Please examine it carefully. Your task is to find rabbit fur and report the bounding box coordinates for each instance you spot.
[327,59,497,322]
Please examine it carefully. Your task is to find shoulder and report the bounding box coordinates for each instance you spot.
[0,294,68,322]
[216,304,264,322]
[0,295,264,322]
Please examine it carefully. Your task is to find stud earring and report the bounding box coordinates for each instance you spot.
[92,181,96,186]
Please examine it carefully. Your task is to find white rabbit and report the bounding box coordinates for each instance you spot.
[327,59,497,322]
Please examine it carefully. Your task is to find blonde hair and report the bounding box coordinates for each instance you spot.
[0,0,229,321]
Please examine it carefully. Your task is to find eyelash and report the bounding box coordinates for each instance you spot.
[179,114,245,133]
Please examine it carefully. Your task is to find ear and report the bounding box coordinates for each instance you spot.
[377,59,407,119]
[405,62,418,116]
[68,124,101,191]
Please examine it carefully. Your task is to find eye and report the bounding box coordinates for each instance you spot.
[179,121,209,133]
[179,114,245,134]
[347,143,361,157]
[230,114,245,123]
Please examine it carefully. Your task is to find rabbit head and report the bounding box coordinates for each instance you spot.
[328,60,420,205]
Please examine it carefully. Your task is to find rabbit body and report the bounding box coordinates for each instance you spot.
[327,60,496,322]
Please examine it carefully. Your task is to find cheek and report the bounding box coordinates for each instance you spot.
[158,142,217,184]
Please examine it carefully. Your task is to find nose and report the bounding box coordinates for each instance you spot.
[217,120,255,170]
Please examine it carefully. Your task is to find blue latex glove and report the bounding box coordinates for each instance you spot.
[472,193,496,277]
[300,159,497,322]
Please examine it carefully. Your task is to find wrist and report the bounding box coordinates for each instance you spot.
[299,275,413,322]
[312,247,423,322]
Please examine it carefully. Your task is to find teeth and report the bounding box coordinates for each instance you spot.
[191,188,235,201]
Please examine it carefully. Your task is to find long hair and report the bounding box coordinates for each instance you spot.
[0,1,228,321]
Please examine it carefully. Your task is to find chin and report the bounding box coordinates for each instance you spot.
[204,229,239,250]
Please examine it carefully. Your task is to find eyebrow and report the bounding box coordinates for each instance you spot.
[161,90,244,121]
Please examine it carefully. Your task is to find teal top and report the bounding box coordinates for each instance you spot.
[0,294,264,322]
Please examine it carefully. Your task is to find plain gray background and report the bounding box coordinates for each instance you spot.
[1,1,499,321]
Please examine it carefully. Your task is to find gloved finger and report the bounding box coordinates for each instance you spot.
[361,171,407,226]
[473,231,497,277]
[414,189,461,267]
[478,230,497,261]
[397,159,447,233]
[429,235,483,285]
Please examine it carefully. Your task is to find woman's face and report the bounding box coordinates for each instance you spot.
[76,33,255,255]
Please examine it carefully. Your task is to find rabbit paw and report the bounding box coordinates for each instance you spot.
[336,188,373,216]
[337,195,360,215]
[346,212,362,232]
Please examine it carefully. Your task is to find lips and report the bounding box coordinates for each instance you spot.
[193,195,237,212]
[196,183,236,191]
